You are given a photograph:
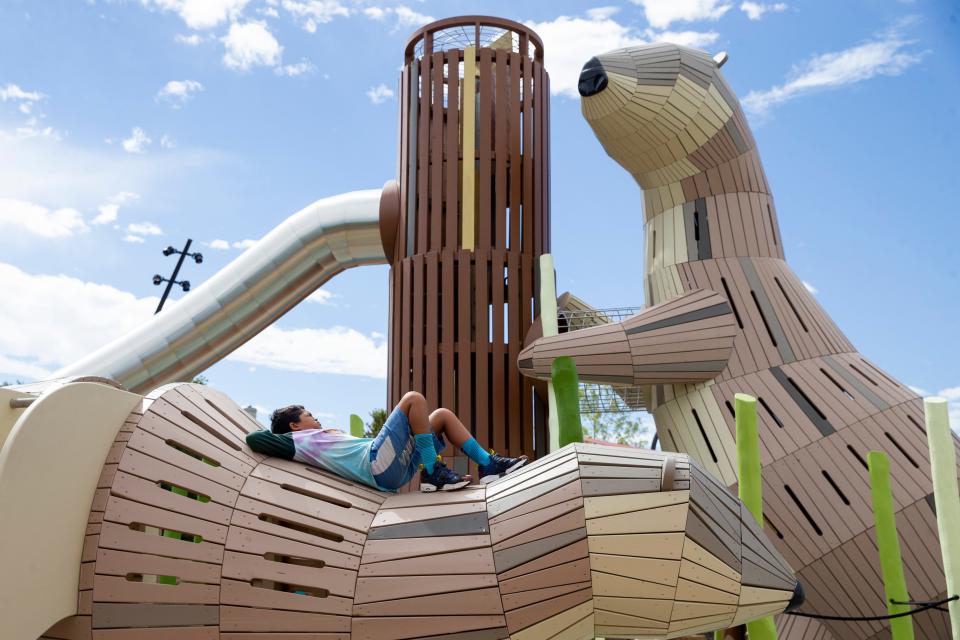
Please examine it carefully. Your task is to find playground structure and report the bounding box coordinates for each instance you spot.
[3,381,801,640]
[1,13,957,640]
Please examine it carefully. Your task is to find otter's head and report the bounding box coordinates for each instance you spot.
[579,43,755,190]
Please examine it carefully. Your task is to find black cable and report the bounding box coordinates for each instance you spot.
[890,598,951,613]
[786,595,957,622]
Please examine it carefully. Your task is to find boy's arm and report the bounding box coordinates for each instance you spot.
[246,430,296,459]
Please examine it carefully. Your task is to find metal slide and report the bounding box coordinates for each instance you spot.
[54,189,386,394]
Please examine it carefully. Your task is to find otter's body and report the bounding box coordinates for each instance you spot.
[522,44,957,639]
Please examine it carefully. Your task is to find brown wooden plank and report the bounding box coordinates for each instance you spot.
[491,250,506,454]
[475,249,490,445]
[222,550,356,597]
[498,539,590,585]
[239,476,373,533]
[109,470,233,525]
[220,578,352,615]
[489,477,581,525]
[95,548,219,583]
[494,49,508,249]
[92,630,216,640]
[401,257,412,395]
[412,254,425,394]
[220,605,350,633]
[504,587,592,633]
[430,50,444,252]
[232,495,366,548]
[92,603,217,629]
[97,521,223,564]
[521,55,533,255]
[92,574,219,604]
[354,574,498,604]
[135,410,252,477]
[251,462,382,513]
[124,428,245,492]
[457,251,472,420]
[506,252,521,456]
[352,615,506,640]
[441,251,456,411]
[477,48,493,251]
[102,496,227,544]
[353,587,504,617]
[445,49,460,250]
[426,255,439,408]
[226,525,359,571]
[359,546,494,576]
[417,54,430,254]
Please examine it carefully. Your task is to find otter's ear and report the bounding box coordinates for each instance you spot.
[713,51,729,68]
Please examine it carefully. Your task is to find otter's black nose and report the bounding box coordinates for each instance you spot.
[786,581,805,612]
[578,57,608,97]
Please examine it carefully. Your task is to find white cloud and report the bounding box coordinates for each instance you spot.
[281,0,350,32]
[208,238,231,249]
[525,13,647,98]
[0,83,42,103]
[366,83,394,105]
[222,20,282,70]
[645,29,719,48]
[92,191,140,225]
[740,2,787,20]
[0,263,160,380]
[127,221,163,235]
[122,126,152,153]
[232,238,257,249]
[743,27,926,114]
[802,280,817,295]
[160,134,177,149]
[174,33,204,46]
[0,198,89,238]
[632,0,732,28]
[361,5,432,29]
[229,325,387,378]
[123,234,146,243]
[306,289,335,304]
[157,79,204,107]
[391,6,433,28]
[142,0,250,30]
[274,59,316,77]
[929,387,960,435]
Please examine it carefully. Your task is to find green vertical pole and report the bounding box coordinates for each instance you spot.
[350,413,364,438]
[734,393,778,640]
[867,451,915,639]
[538,254,560,452]
[924,397,960,640]
[551,356,583,448]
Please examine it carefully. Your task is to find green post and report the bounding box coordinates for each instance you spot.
[349,414,364,438]
[551,356,583,448]
[867,451,915,639]
[924,397,960,640]
[734,393,777,640]
[538,254,560,451]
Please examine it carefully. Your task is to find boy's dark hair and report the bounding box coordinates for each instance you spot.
[271,404,305,434]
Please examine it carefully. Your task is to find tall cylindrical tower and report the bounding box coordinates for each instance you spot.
[380,16,550,474]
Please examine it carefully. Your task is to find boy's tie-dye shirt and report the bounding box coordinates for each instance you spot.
[290,429,376,488]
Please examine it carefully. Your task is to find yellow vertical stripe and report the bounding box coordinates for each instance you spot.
[461,46,476,250]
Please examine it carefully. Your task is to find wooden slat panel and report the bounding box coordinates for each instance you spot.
[491,250,506,454]
[426,255,439,408]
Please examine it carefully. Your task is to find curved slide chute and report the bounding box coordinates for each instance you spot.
[53,188,386,393]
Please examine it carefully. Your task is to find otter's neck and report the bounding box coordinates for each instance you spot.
[640,144,786,307]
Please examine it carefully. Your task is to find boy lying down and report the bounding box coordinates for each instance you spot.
[246,391,527,492]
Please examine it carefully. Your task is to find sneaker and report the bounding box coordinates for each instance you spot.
[420,459,470,492]
[479,452,528,484]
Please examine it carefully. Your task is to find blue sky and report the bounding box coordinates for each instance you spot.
[1,0,958,434]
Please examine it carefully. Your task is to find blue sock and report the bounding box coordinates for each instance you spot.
[415,433,438,473]
[461,438,491,466]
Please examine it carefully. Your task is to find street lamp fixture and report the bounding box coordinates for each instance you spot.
[153,238,202,313]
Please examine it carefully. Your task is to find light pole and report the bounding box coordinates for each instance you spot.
[153,238,202,314]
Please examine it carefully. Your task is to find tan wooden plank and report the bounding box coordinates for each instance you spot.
[585,502,687,535]
[591,553,681,587]
[252,463,383,513]
[505,587,591,634]
[507,600,593,640]
[490,497,583,544]
[492,509,585,552]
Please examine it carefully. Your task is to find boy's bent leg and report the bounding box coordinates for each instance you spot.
[369,406,416,491]
[428,408,527,484]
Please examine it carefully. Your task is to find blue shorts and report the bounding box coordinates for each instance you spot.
[369,406,445,491]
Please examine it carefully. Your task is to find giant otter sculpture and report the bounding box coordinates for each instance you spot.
[519,43,957,639]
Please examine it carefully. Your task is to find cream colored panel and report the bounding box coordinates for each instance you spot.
[0,381,142,640]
